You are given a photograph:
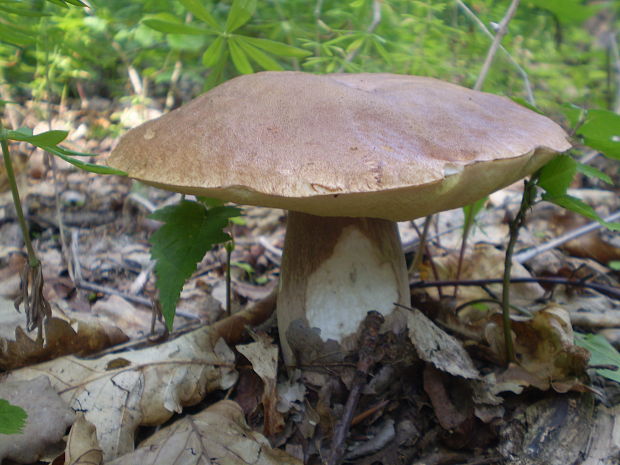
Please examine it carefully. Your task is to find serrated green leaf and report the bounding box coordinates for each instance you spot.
[229,37,253,74]
[149,201,241,328]
[7,129,68,146]
[0,399,27,435]
[576,162,612,185]
[574,333,620,383]
[142,14,210,35]
[236,37,283,70]
[538,155,577,197]
[179,0,221,30]
[577,109,620,160]
[225,0,256,32]
[244,37,311,58]
[542,193,620,231]
[202,36,226,67]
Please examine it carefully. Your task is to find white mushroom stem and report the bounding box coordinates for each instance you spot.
[278,211,410,366]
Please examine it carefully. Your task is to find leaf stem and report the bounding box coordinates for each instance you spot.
[1,133,39,267]
[502,176,538,364]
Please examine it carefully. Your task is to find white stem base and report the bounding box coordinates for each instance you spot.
[278,212,410,366]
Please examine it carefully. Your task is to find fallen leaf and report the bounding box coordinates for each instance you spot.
[106,400,302,465]
[0,376,75,464]
[64,414,103,465]
[485,304,590,392]
[237,332,285,436]
[4,325,238,461]
[406,307,479,379]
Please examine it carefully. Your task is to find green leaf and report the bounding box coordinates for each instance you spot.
[202,36,226,67]
[7,129,68,146]
[229,37,253,74]
[511,97,543,114]
[574,333,620,384]
[236,37,283,70]
[538,155,576,197]
[561,103,585,128]
[0,4,50,16]
[526,0,597,23]
[576,109,620,160]
[0,22,35,46]
[142,14,210,35]
[225,0,256,32]
[609,261,620,271]
[462,196,487,231]
[542,193,620,231]
[576,162,612,185]
[0,399,27,435]
[244,37,311,58]
[179,0,221,30]
[149,201,241,328]
[42,145,128,175]
[204,50,228,90]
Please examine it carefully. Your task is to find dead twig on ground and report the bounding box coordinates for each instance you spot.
[327,311,385,465]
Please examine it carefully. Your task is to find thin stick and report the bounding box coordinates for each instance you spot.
[513,209,620,264]
[411,277,620,300]
[1,137,38,267]
[456,0,534,104]
[473,0,521,91]
[327,312,384,465]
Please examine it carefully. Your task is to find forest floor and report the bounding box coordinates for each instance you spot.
[0,99,620,464]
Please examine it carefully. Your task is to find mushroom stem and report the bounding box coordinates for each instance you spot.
[278,211,410,366]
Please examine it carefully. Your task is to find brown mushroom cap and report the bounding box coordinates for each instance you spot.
[109,71,571,221]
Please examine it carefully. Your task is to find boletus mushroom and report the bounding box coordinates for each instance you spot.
[108,71,571,366]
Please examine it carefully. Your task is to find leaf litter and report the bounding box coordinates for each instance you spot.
[0,99,619,464]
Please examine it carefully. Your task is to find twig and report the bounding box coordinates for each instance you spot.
[456,0,534,104]
[411,277,620,301]
[336,0,382,72]
[513,209,620,264]
[327,311,384,465]
[473,0,521,91]
[408,215,432,274]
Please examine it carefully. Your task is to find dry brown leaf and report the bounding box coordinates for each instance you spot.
[424,243,545,308]
[552,211,620,264]
[0,313,129,370]
[485,304,589,393]
[106,400,302,465]
[0,375,75,464]
[237,332,285,436]
[406,307,479,379]
[64,414,103,465]
[3,325,238,461]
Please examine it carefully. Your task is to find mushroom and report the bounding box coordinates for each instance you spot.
[108,71,571,366]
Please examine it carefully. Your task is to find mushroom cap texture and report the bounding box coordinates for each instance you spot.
[109,71,571,221]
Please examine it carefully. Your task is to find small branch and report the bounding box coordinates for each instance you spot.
[513,209,620,264]
[456,0,534,104]
[474,0,521,92]
[327,311,384,465]
[411,277,620,301]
